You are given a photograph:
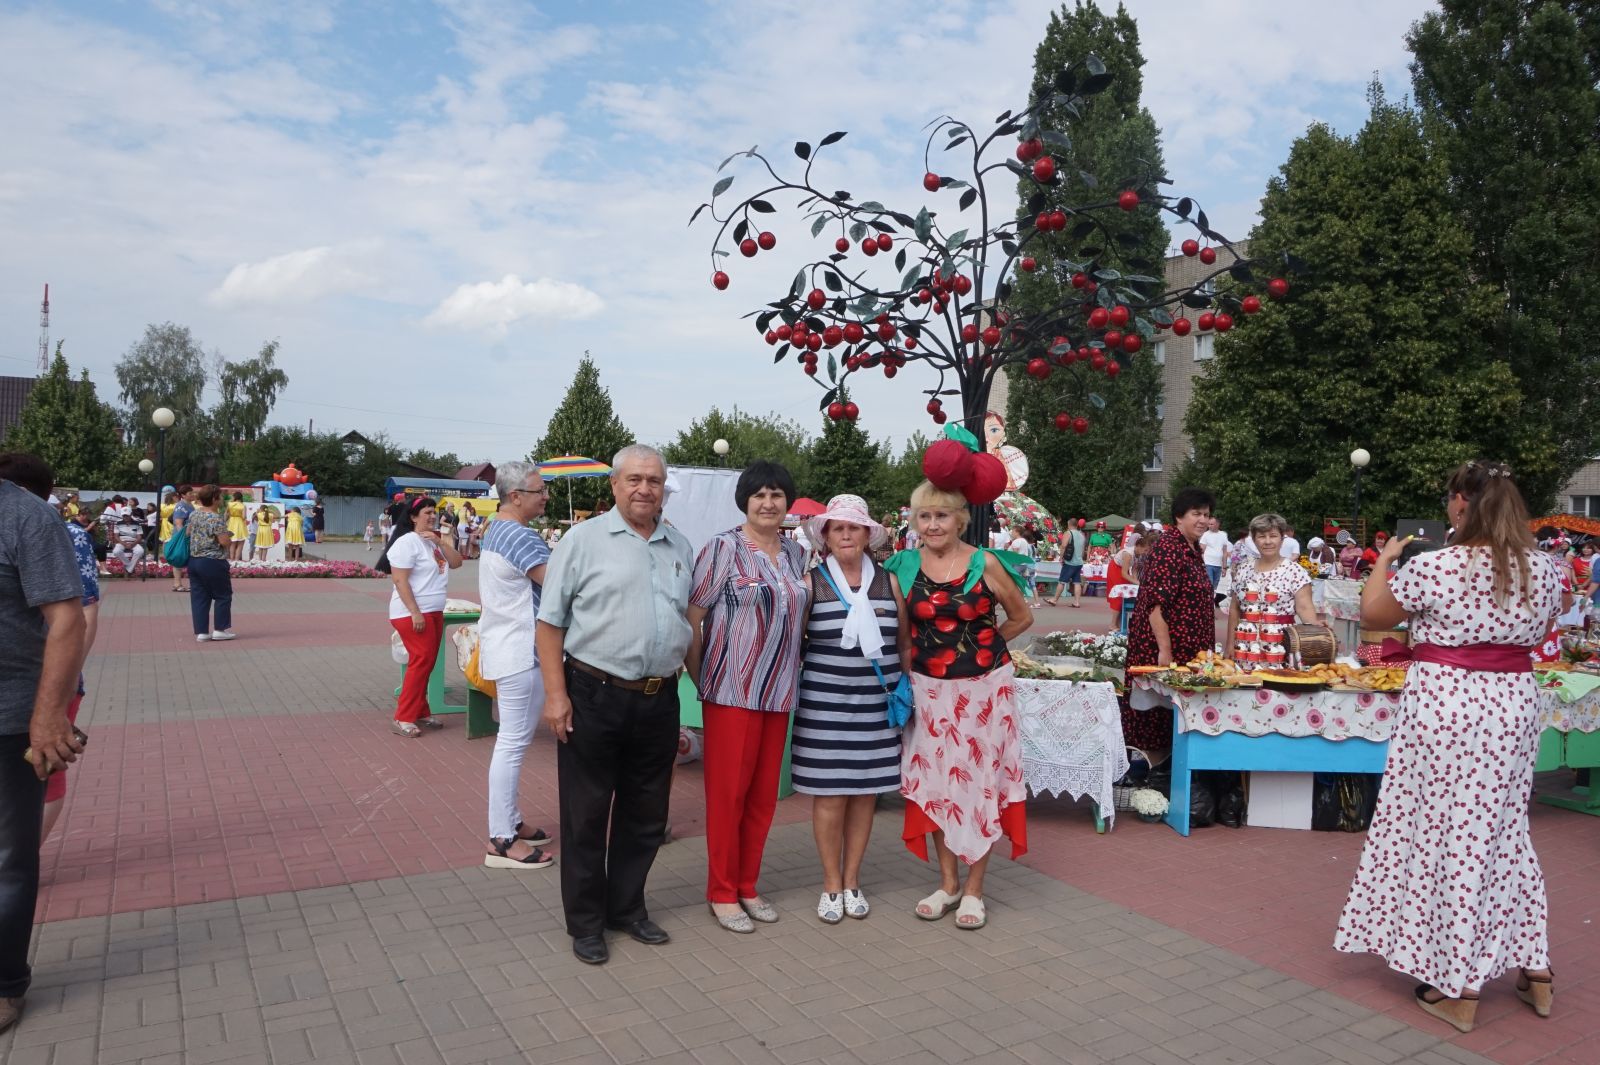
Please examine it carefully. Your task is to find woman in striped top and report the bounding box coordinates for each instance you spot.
[792,495,910,924]
[686,461,810,934]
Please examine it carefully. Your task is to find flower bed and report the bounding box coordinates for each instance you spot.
[102,559,382,579]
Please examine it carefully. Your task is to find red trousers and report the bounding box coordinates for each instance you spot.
[702,702,790,903]
[392,612,444,723]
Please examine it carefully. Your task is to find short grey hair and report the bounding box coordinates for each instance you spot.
[1248,512,1290,537]
[496,460,542,498]
[610,443,665,477]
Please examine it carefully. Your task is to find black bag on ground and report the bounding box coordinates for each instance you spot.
[1187,776,1217,828]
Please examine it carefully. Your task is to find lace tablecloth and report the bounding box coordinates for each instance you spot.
[1017,679,1129,821]
[1130,677,1600,739]
[1324,578,1363,622]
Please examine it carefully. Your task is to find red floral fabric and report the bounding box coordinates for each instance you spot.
[1123,531,1216,751]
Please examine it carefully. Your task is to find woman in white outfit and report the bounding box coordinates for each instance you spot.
[478,461,556,870]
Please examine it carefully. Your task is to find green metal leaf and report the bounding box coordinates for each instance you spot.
[947,229,968,249]
[849,221,867,242]
[713,175,734,197]
[827,353,837,382]
[820,130,847,146]
[915,208,932,243]
[795,141,811,160]
[811,215,828,237]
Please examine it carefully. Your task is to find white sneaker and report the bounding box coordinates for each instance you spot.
[210,631,237,641]
[196,634,209,642]
[816,892,844,925]
[843,888,870,919]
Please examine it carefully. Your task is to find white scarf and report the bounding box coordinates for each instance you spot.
[825,554,885,659]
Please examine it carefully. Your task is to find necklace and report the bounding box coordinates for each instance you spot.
[924,547,968,584]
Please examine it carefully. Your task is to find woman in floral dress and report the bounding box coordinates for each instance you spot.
[1220,513,1318,658]
[1334,461,1564,1032]
[884,481,1033,931]
[1122,489,1217,752]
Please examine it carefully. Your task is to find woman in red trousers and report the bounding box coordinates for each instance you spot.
[686,461,810,934]
[377,497,461,737]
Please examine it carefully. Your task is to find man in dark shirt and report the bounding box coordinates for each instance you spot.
[0,474,86,1033]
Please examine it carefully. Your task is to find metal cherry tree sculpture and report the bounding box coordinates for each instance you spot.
[694,55,1293,532]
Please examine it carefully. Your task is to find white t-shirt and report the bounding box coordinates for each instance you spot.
[1281,536,1301,560]
[386,532,450,620]
[989,528,1010,549]
[1200,530,1230,567]
[1009,535,1033,559]
[477,521,551,679]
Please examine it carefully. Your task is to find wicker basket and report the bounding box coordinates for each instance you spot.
[1112,746,1152,811]
[1287,624,1337,666]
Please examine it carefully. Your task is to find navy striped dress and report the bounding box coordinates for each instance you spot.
[791,567,903,795]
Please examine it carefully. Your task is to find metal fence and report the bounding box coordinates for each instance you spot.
[317,496,389,538]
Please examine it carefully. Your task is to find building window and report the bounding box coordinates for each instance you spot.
[1572,496,1600,517]
[1194,334,1215,361]
[1154,402,1165,422]
[1152,340,1166,365]
[1142,494,1164,521]
[1144,443,1164,473]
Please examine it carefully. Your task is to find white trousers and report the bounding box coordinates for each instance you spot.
[487,667,544,840]
[112,544,146,570]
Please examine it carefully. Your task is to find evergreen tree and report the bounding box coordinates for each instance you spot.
[1408,0,1600,511]
[531,353,635,511]
[5,344,135,487]
[1005,0,1168,519]
[1175,87,1532,533]
[662,407,812,487]
[808,389,888,509]
[877,432,931,518]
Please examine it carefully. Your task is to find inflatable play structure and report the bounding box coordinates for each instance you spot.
[247,463,320,561]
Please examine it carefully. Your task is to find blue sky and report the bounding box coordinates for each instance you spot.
[0,0,1436,463]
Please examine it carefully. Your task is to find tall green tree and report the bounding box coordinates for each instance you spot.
[115,322,213,483]
[531,353,635,511]
[1005,0,1168,519]
[403,449,465,476]
[808,390,889,510]
[1174,87,1533,533]
[1408,0,1600,511]
[661,407,813,486]
[213,340,289,446]
[877,432,931,518]
[4,344,136,487]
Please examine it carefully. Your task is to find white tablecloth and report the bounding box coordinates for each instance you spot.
[1017,679,1130,822]
[1130,676,1600,739]
[1324,578,1363,622]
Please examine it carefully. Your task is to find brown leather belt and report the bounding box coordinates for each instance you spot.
[567,657,675,696]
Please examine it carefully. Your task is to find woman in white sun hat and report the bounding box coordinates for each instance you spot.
[791,494,911,924]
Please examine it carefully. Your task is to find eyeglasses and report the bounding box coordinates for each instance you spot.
[514,485,549,497]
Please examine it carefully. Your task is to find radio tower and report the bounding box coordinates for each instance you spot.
[37,284,50,374]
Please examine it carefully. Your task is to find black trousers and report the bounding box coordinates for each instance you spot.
[0,732,45,999]
[557,663,679,937]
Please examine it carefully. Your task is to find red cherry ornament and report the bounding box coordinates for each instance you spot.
[1197,312,1216,331]
[981,326,1001,347]
[1117,189,1139,211]
[1240,295,1262,315]
[712,271,730,290]
[876,233,892,252]
[860,238,878,256]
[1109,305,1130,327]
[1088,307,1110,329]
[843,402,859,420]
[807,288,826,310]
[835,237,850,253]
[1020,257,1036,273]
[1054,412,1071,431]
[1032,156,1056,182]
[1171,317,1191,337]
[1181,239,1199,257]
[740,238,758,257]
[1199,246,1217,265]
[1213,312,1234,332]
[923,172,941,192]
[1073,416,1089,434]
[757,231,776,251]
[1267,277,1290,299]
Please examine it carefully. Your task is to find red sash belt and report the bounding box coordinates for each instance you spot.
[1392,641,1534,673]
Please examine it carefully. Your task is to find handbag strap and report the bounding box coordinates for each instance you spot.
[815,565,895,693]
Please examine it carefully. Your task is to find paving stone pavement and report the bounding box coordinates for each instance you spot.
[5,567,1592,1064]
[11,817,1498,1065]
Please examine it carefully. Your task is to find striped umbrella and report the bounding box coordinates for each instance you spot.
[538,455,613,521]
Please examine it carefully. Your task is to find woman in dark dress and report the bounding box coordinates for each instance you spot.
[1122,488,1217,751]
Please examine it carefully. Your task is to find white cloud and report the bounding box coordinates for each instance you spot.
[208,246,375,307]
[424,275,604,334]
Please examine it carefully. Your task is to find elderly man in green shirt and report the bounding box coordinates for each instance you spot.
[536,444,694,966]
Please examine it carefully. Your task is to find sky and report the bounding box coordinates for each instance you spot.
[0,0,1437,465]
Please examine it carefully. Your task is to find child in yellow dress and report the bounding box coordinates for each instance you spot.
[285,507,305,560]
[254,506,276,561]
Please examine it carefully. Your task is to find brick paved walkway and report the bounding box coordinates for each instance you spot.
[3,552,1594,1064]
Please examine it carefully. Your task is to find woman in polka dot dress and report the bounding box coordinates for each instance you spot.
[1334,461,1566,1032]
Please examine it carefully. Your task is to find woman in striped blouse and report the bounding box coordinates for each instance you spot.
[791,495,910,924]
[686,461,811,934]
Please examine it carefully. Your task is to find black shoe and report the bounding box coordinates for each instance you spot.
[572,934,609,965]
[606,918,669,945]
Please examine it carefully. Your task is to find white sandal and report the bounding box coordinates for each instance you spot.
[843,888,869,919]
[816,892,844,924]
[915,889,960,920]
[954,895,987,930]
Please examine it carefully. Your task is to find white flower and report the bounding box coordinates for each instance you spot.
[1129,789,1169,816]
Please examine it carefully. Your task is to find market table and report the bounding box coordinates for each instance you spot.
[1017,678,1130,832]
[1132,675,1600,832]
[395,608,498,737]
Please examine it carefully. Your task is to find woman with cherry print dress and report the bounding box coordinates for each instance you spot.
[883,480,1033,931]
[1334,461,1564,1033]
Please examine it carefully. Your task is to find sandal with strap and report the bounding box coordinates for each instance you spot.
[415,717,444,730]
[915,888,960,920]
[484,837,554,870]
[955,895,987,930]
[843,888,869,919]
[391,721,422,738]
[514,822,551,847]
[1414,984,1478,1033]
[1516,968,1554,1018]
[816,892,844,925]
